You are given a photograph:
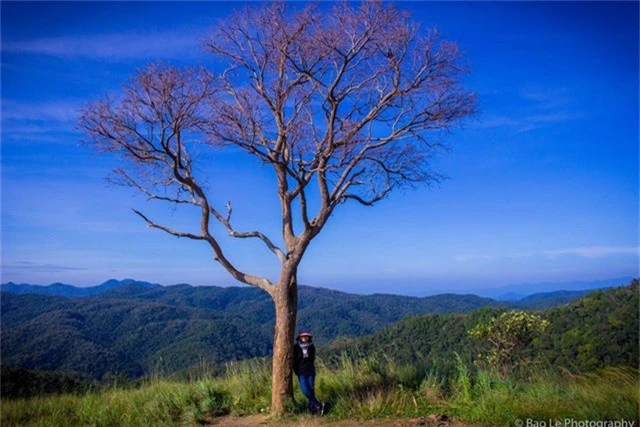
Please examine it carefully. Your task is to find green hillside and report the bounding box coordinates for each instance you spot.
[1,295,272,380]
[2,280,635,388]
[0,283,504,381]
[322,281,639,376]
[537,281,639,371]
[92,283,506,339]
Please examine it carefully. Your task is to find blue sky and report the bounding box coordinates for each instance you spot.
[1,2,638,295]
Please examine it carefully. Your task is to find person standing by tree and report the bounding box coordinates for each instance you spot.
[293,328,324,415]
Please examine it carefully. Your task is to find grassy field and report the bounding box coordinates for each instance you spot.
[2,355,638,426]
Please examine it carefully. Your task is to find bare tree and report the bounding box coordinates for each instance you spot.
[80,2,475,415]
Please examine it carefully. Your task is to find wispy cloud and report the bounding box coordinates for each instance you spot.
[2,30,202,61]
[2,99,80,123]
[540,246,640,259]
[478,86,583,133]
[456,246,639,262]
[454,253,498,262]
[478,112,582,133]
[520,86,574,110]
[2,261,88,272]
[1,99,84,144]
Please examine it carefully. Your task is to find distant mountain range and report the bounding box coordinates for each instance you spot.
[0,278,616,314]
[1,278,635,380]
[3,276,630,300]
[0,279,161,297]
[465,277,633,300]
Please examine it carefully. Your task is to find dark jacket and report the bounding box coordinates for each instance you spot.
[293,340,316,377]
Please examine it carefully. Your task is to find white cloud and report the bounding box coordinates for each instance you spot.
[478,111,583,133]
[2,31,202,61]
[541,246,640,259]
[456,246,639,262]
[520,86,573,109]
[454,253,498,262]
[2,261,88,272]
[477,86,583,133]
[2,99,80,123]
[1,99,82,144]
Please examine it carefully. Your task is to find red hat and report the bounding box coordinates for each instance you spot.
[298,328,312,338]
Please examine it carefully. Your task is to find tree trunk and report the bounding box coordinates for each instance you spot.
[270,269,298,415]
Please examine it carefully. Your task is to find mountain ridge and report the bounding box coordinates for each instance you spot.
[1,276,629,301]
[0,279,161,298]
[1,278,637,381]
[463,276,632,300]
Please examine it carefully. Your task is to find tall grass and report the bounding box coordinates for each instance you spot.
[313,353,440,418]
[2,380,207,426]
[2,354,638,426]
[449,366,640,425]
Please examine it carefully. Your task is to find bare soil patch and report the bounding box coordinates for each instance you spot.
[206,413,473,427]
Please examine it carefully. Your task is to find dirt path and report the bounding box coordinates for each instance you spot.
[206,414,472,427]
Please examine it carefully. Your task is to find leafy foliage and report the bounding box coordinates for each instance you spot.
[469,310,549,376]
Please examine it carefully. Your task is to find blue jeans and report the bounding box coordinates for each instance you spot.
[298,375,320,410]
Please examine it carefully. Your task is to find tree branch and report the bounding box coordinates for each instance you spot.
[209,202,287,264]
[133,209,205,240]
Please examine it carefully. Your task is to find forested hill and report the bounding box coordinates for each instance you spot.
[1,279,632,380]
[321,281,639,376]
[2,280,508,336]
[1,281,504,380]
